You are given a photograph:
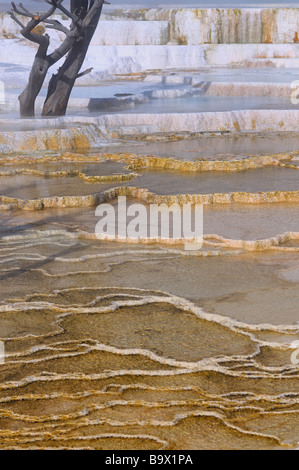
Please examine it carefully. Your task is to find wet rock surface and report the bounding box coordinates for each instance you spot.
[0,6,299,451]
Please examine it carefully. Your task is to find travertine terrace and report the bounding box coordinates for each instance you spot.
[0,4,298,451]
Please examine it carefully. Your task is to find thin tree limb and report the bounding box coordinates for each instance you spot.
[9,11,25,29]
[45,0,80,25]
[10,0,64,45]
[76,67,93,78]
[43,18,70,35]
[17,3,35,18]
[11,2,33,18]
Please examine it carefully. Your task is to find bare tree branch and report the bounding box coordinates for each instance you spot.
[9,0,64,45]
[17,3,35,18]
[47,21,82,64]
[45,0,80,25]
[9,11,25,29]
[43,18,70,35]
[10,2,33,18]
[76,67,93,79]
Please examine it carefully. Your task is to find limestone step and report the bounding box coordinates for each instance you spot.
[91,21,170,46]
[2,8,299,45]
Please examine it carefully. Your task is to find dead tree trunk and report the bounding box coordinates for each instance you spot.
[9,0,106,117]
[42,0,105,116]
[9,2,57,117]
[19,35,51,117]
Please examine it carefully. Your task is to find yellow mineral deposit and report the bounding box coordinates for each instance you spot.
[0,140,298,448]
